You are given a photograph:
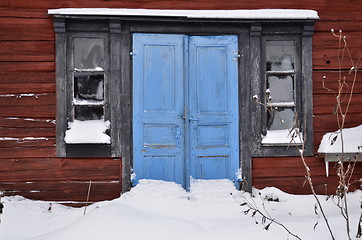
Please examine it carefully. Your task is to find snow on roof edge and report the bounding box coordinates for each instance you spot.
[47,8,319,20]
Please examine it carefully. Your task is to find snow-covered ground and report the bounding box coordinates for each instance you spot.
[0,179,361,240]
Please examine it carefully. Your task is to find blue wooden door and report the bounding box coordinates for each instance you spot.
[132,34,186,186]
[188,36,239,183]
[133,34,239,188]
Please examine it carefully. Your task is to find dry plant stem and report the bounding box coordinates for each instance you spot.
[328,29,361,240]
[357,212,362,238]
[298,143,335,240]
[83,180,92,216]
[239,193,302,240]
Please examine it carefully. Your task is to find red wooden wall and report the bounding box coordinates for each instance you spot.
[0,1,361,202]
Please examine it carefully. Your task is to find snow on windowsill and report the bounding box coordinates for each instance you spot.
[64,120,110,144]
[317,124,362,154]
[267,102,295,107]
[74,67,104,72]
[262,129,303,145]
[48,8,319,20]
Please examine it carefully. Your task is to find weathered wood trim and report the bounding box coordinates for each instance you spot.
[247,23,262,189]
[109,19,122,157]
[302,23,315,156]
[54,18,67,157]
[250,23,262,159]
[238,26,252,191]
[120,23,132,193]
[130,21,247,34]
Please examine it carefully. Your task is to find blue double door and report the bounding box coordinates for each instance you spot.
[133,34,239,189]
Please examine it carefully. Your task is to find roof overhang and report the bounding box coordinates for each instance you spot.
[48,8,319,21]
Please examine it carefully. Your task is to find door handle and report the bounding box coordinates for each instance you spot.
[189,117,200,122]
[175,125,181,147]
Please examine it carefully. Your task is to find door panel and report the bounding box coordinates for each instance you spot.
[132,34,185,187]
[133,34,239,188]
[189,35,239,182]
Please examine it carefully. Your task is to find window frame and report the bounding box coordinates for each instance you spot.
[54,19,122,158]
[250,23,314,157]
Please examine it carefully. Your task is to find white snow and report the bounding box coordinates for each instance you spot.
[0,180,360,240]
[74,67,103,72]
[48,8,319,20]
[267,101,295,107]
[262,129,303,145]
[0,93,49,98]
[64,120,110,144]
[318,124,362,154]
[0,137,49,141]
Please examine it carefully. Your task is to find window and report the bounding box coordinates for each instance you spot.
[250,23,314,157]
[53,19,122,158]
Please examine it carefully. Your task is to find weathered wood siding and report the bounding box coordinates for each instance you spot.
[0,1,361,201]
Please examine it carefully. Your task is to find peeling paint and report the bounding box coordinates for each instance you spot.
[0,93,49,98]
[4,117,56,124]
[0,137,50,141]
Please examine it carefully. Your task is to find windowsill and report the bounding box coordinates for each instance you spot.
[262,142,302,147]
[261,129,303,145]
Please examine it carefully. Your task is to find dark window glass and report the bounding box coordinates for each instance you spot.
[74,38,104,70]
[74,105,104,120]
[74,74,104,101]
[267,75,294,103]
[265,40,297,132]
[267,107,295,130]
[266,41,295,72]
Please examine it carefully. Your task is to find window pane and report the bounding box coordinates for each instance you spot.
[267,75,294,103]
[74,74,104,101]
[74,38,104,70]
[266,41,295,71]
[267,107,295,130]
[74,105,104,120]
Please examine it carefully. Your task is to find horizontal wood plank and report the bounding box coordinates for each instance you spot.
[313,49,362,70]
[0,41,55,62]
[0,83,55,94]
[0,28,54,41]
[0,127,55,138]
[0,17,52,29]
[313,70,362,94]
[0,117,55,128]
[0,62,54,72]
[253,156,327,177]
[4,0,362,11]
[314,113,362,133]
[317,10,362,22]
[0,72,55,83]
[0,9,50,18]
[253,175,361,195]
[0,157,120,181]
[0,94,55,107]
[0,138,55,148]
[315,20,362,33]
[0,105,55,118]
[0,146,55,158]
[313,93,362,114]
[0,181,122,202]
